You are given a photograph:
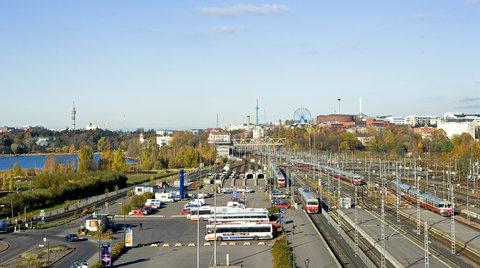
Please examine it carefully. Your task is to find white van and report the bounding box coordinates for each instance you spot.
[145,199,162,209]
[155,192,174,203]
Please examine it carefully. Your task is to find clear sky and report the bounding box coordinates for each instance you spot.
[1,1,479,130]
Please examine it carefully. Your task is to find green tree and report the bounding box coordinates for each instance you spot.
[111,150,127,172]
[78,145,94,172]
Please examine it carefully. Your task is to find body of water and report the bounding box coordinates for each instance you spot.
[0,154,135,171]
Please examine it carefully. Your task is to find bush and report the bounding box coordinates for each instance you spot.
[142,192,155,200]
[130,195,146,208]
[0,171,128,217]
[271,235,293,268]
[268,206,279,216]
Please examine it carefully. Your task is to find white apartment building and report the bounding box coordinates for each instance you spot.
[253,126,265,139]
[156,130,173,147]
[384,116,406,125]
[208,132,231,144]
[437,120,480,139]
[404,115,435,127]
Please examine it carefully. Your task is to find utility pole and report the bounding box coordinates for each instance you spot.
[354,184,359,256]
[381,197,386,268]
[424,221,429,268]
[450,183,456,254]
[415,160,421,235]
[396,164,400,223]
[214,185,217,266]
[197,198,200,268]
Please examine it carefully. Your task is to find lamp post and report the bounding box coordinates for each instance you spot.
[43,237,49,267]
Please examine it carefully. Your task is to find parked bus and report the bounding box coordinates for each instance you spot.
[204,222,274,241]
[297,187,319,213]
[208,208,269,223]
[189,206,262,221]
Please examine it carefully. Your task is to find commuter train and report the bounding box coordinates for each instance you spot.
[297,187,319,213]
[273,166,286,187]
[291,160,364,186]
[391,181,453,216]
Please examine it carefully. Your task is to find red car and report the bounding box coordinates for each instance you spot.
[271,199,290,209]
[180,209,190,215]
[129,209,145,216]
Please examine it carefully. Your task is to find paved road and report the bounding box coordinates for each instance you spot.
[340,208,449,267]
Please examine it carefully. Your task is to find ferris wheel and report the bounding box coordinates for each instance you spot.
[293,107,312,125]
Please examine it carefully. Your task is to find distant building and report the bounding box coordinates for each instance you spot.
[413,126,436,139]
[36,137,50,147]
[383,116,406,125]
[437,121,480,139]
[208,131,231,144]
[404,115,435,127]
[156,130,173,147]
[208,131,232,158]
[139,133,146,144]
[365,118,391,128]
[316,114,356,128]
[252,126,264,139]
[85,123,98,130]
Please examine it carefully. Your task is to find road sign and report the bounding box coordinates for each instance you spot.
[39,210,45,223]
[125,227,133,247]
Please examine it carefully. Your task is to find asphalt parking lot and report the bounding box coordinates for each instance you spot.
[113,177,274,267]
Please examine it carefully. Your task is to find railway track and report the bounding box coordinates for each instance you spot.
[289,163,478,267]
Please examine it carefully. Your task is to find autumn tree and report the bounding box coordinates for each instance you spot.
[44,155,57,174]
[111,149,127,172]
[1,172,7,191]
[68,144,76,155]
[78,145,94,172]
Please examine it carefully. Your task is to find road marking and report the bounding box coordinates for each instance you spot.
[162,243,171,247]
[188,242,196,247]
[220,242,228,246]
[203,242,211,246]
[174,242,183,247]
[243,241,251,246]
[150,243,159,247]
[228,242,236,246]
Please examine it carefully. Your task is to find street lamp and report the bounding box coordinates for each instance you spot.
[43,237,49,267]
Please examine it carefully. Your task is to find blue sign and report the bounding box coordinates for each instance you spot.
[101,243,111,267]
[232,191,238,199]
[179,169,185,199]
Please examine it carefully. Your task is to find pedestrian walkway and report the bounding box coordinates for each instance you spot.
[282,207,340,268]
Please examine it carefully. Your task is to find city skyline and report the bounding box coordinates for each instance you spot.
[1,1,479,129]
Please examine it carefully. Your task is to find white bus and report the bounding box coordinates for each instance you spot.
[208,208,269,223]
[205,222,274,241]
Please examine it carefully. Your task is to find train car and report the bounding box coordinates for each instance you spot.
[390,181,453,216]
[275,167,287,187]
[297,187,319,213]
[319,165,364,186]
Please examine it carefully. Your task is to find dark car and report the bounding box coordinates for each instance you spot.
[65,234,79,242]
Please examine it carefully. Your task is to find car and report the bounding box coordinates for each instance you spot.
[65,234,79,242]
[69,260,88,268]
[128,209,145,216]
[271,199,290,209]
[245,187,255,193]
[180,209,190,215]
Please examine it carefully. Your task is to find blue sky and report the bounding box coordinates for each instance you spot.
[0,1,479,129]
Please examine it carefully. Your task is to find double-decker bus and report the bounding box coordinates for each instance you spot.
[297,187,319,213]
[204,222,275,241]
